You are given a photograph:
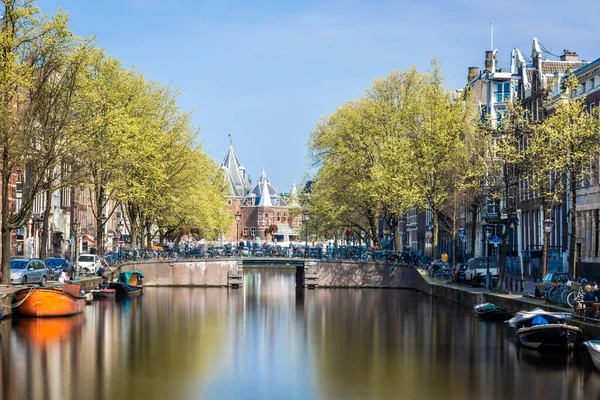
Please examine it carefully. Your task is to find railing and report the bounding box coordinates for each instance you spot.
[97,248,411,265]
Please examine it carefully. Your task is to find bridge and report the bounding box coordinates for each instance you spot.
[240,257,306,267]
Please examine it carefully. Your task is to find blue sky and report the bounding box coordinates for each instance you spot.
[40,0,600,191]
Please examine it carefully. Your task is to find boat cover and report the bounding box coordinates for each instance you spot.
[507,308,568,328]
[474,303,505,312]
[117,271,145,284]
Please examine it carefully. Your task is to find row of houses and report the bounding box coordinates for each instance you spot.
[390,38,600,280]
[8,178,127,261]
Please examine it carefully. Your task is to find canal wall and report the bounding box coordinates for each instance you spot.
[312,261,416,288]
[117,259,239,286]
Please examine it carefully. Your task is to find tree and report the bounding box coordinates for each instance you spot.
[0,1,73,283]
[480,103,530,290]
[536,75,600,277]
[402,60,476,258]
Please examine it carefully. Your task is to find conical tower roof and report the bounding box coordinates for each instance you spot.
[221,146,251,198]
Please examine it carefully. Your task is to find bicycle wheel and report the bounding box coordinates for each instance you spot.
[566,291,577,308]
[433,272,444,281]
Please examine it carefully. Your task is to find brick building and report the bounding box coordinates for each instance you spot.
[220,146,301,244]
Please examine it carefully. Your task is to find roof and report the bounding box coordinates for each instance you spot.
[275,225,297,235]
[243,170,288,207]
[221,146,251,198]
[572,57,600,76]
[540,60,588,75]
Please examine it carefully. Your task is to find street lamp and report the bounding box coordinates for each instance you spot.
[235,211,241,245]
[542,218,554,279]
[303,211,310,259]
[485,224,494,291]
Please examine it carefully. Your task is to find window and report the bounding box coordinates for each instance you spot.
[277,211,281,221]
[243,227,249,236]
[250,227,256,236]
[590,102,597,116]
[581,81,587,94]
[227,199,232,206]
[496,82,510,103]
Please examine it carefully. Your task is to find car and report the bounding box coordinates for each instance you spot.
[541,272,570,284]
[464,257,499,287]
[10,258,48,286]
[45,257,71,280]
[452,264,468,283]
[77,253,101,274]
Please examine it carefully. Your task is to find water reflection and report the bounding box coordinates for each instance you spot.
[0,268,598,400]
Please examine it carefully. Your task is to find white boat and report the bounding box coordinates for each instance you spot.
[584,340,600,370]
[507,308,581,350]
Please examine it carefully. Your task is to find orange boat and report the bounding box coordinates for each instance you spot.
[14,286,86,317]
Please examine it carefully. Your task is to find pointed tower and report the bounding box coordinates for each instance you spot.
[221,146,251,198]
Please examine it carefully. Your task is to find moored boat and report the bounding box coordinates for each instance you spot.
[14,287,86,317]
[109,271,144,297]
[507,308,581,350]
[474,303,511,320]
[584,340,600,370]
[90,288,116,300]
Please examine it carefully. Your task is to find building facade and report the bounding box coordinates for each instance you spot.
[221,146,301,244]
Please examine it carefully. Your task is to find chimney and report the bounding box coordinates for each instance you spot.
[484,50,494,73]
[560,49,578,62]
[467,66,479,83]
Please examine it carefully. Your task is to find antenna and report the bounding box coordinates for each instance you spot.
[228,133,232,146]
[490,21,494,51]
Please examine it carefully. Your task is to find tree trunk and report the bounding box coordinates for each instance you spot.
[470,204,478,260]
[95,181,104,256]
[569,169,577,278]
[145,217,152,248]
[432,211,439,258]
[126,203,138,250]
[368,214,381,249]
[39,187,53,260]
[1,167,11,285]
[394,220,401,253]
[541,207,552,280]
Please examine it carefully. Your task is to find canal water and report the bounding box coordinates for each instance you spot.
[1,268,600,400]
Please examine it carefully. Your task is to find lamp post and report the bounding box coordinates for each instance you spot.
[458,228,465,264]
[235,211,241,246]
[427,222,434,258]
[542,218,554,279]
[118,219,124,263]
[303,211,310,259]
[485,225,494,290]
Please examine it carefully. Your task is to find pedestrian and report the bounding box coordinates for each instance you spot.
[58,270,70,284]
[97,264,105,276]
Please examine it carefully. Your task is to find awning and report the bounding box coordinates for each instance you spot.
[274,225,297,236]
[82,236,97,246]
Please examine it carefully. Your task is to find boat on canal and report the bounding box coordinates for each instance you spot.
[584,340,600,370]
[109,271,144,297]
[14,286,86,317]
[474,303,511,320]
[90,288,116,300]
[507,308,581,350]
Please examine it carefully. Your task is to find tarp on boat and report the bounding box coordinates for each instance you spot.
[474,303,506,312]
[117,271,144,284]
[507,308,568,328]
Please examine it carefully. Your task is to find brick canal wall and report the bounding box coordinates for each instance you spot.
[312,261,417,288]
[118,259,239,286]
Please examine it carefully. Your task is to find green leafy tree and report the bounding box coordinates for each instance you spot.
[0,1,74,283]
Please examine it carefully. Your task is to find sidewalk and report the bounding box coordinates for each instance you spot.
[504,272,536,294]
